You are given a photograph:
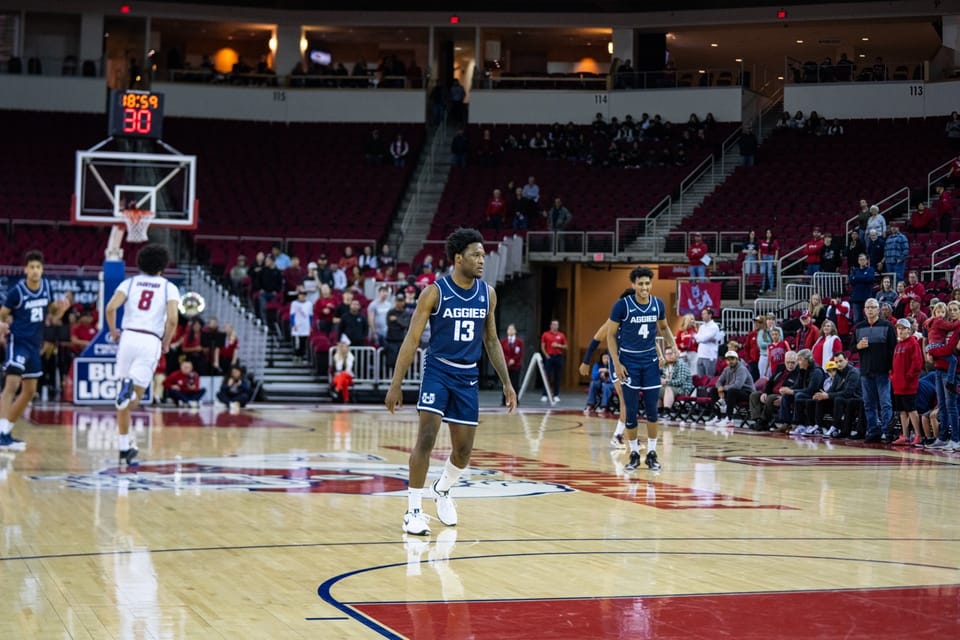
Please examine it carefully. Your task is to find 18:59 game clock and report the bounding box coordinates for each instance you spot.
[107,89,165,139]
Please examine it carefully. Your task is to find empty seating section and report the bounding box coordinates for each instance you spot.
[161,119,422,237]
[429,122,736,242]
[683,120,957,260]
[0,110,422,267]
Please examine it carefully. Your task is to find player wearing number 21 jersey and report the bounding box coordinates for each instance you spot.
[0,250,69,451]
[106,244,180,466]
[607,267,677,473]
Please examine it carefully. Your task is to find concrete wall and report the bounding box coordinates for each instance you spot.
[786,80,960,118]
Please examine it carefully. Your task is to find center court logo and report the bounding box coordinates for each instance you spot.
[28,452,575,496]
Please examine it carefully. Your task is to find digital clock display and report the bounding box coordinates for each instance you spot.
[108,90,164,139]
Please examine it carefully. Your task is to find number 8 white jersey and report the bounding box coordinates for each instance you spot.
[119,275,180,338]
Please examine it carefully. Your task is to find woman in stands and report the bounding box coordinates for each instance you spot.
[807,293,827,327]
[757,314,778,378]
[358,245,378,270]
[758,228,779,294]
[216,322,240,370]
[811,320,841,368]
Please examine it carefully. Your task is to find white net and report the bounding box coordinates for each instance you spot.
[121,209,155,243]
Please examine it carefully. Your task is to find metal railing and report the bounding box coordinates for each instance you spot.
[719,125,743,174]
[931,238,960,274]
[641,194,673,239]
[784,56,924,84]
[677,155,715,215]
[843,186,910,240]
[397,122,447,250]
[327,345,425,391]
[928,157,955,202]
[185,266,268,382]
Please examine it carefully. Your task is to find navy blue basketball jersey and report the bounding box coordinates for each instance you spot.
[609,294,664,354]
[2,278,52,348]
[428,276,489,366]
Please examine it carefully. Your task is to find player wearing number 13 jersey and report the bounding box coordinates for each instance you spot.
[0,251,69,451]
[386,228,517,536]
[607,267,677,472]
[105,244,180,466]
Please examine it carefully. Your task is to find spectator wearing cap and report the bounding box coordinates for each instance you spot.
[795,311,820,351]
[314,254,334,288]
[686,232,710,282]
[854,297,897,443]
[891,316,924,445]
[803,227,824,277]
[881,224,909,284]
[744,316,764,380]
[709,350,755,427]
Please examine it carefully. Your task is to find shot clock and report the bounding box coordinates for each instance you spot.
[107,89,164,139]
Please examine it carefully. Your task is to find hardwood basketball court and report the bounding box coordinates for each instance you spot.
[1,395,958,639]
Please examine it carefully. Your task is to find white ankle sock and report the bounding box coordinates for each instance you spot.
[408,488,424,512]
[118,434,130,451]
[435,458,464,493]
[629,438,641,453]
[0,419,11,435]
[647,438,658,453]
[614,421,626,435]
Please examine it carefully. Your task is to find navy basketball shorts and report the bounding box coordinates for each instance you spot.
[621,350,661,423]
[417,358,480,426]
[3,336,42,379]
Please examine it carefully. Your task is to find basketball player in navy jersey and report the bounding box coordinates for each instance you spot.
[385,228,517,536]
[607,267,677,471]
[0,251,69,450]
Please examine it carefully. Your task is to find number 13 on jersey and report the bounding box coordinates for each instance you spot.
[453,319,475,341]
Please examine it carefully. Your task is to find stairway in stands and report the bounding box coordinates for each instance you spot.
[258,334,331,403]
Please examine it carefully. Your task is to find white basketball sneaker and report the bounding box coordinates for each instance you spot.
[402,509,431,536]
[433,479,458,526]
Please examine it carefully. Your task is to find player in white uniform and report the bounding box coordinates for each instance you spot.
[105,244,180,466]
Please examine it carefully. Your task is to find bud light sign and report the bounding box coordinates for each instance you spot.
[73,358,152,405]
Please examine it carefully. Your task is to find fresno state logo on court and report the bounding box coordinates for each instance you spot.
[29,452,574,497]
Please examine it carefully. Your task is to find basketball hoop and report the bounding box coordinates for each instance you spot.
[121,208,155,243]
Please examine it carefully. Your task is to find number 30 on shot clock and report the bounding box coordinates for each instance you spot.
[108,89,164,139]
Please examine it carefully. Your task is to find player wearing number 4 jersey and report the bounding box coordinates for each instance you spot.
[607,267,677,472]
[386,228,517,536]
[0,251,70,451]
[105,244,180,466]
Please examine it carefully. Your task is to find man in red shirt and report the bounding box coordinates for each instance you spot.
[795,312,820,351]
[804,227,824,277]
[500,323,524,405]
[162,359,206,407]
[903,271,926,303]
[485,188,506,235]
[540,319,567,404]
[69,311,97,355]
[686,232,709,282]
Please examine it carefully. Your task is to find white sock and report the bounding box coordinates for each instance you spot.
[0,419,10,435]
[629,438,641,453]
[435,458,464,493]
[647,438,658,454]
[408,488,424,512]
[118,434,130,451]
[614,421,626,436]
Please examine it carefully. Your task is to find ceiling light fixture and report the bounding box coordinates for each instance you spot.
[735,58,743,63]
[796,39,804,44]
[710,43,718,48]
[861,37,869,41]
